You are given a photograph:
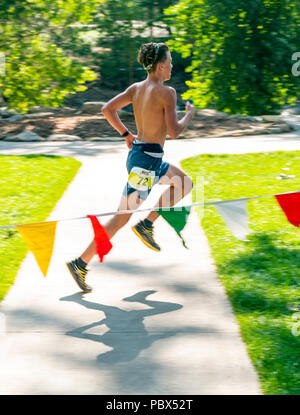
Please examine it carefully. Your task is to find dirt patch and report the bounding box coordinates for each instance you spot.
[0,110,273,140]
[183,115,269,138]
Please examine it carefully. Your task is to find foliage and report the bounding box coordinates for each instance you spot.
[0,0,105,112]
[165,0,300,115]
[2,0,299,115]
[93,0,178,88]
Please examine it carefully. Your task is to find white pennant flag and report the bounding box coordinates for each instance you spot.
[213,199,249,241]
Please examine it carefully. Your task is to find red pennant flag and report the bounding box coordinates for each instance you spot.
[275,192,300,227]
[87,215,113,262]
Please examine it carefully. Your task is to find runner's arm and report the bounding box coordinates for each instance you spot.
[102,84,135,136]
[163,87,194,139]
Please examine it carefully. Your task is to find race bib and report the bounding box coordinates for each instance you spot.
[128,167,156,191]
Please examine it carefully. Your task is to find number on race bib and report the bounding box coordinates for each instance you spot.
[128,167,156,191]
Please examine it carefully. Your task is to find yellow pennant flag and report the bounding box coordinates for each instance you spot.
[17,221,57,277]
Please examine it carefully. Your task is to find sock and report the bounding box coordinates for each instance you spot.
[76,257,87,270]
[143,218,153,229]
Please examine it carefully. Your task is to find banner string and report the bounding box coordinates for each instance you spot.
[0,189,299,230]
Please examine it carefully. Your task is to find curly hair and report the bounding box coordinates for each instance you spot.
[137,42,169,73]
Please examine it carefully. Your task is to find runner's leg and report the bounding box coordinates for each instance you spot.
[146,163,193,223]
[130,164,193,252]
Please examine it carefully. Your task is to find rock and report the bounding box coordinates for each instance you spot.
[214,121,292,137]
[216,129,249,137]
[217,126,270,137]
[27,106,75,114]
[4,131,43,141]
[80,101,106,114]
[24,112,54,119]
[281,106,300,116]
[197,109,229,119]
[7,114,24,122]
[261,115,282,122]
[59,107,77,114]
[265,127,283,134]
[27,106,57,114]
[27,106,47,113]
[271,123,293,132]
[0,107,17,118]
[47,134,81,141]
[250,128,270,135]
[280,115,300,131]
[230,114,258,122]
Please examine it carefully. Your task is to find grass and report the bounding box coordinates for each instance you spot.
[0,155,81,302]
[181,150,300,395]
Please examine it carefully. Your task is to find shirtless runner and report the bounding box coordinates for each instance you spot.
[66,42,195,292]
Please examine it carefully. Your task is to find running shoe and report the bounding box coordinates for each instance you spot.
[66,259,92,293]
[132,220,161,252]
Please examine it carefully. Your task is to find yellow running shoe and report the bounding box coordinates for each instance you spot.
[66,259,92,293]
[132,220,161,252]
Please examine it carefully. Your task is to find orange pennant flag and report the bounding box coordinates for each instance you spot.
[17,221,57,277]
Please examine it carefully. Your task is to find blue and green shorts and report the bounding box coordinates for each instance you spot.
[122,140,170,200]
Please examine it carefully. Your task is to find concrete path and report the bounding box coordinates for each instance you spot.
[0,131,299,395]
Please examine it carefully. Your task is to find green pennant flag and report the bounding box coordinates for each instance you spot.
[158,206,191,248]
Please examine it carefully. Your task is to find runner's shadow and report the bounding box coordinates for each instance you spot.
[60,291,183,365]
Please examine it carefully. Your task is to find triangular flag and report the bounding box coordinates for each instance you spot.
[16,221,57,277]
[158,206,191,248]
[87,215,112,262]
[213,199,249,241]
[275,192,300,227]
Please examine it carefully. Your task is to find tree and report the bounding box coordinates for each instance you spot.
[0,0,105,113]
[93,0,177,88]
[165,0,300,115]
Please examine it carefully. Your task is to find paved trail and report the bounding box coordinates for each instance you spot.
[1,132,299,394]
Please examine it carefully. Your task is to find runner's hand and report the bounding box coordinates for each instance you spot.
[185,101,195,116]
[125,132,136,149]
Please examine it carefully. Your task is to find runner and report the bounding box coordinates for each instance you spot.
[66,42,195,292]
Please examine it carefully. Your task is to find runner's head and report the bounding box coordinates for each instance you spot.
[138,42,172,79]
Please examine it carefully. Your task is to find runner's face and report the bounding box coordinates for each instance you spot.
[163,51,173,80]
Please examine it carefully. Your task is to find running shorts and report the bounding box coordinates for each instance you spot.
[122,140,170,200]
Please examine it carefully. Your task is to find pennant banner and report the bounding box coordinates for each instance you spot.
[16,221,57,277]
[213,199,249,241]
[1,190,299,231]
[275,192,300,227]
[158,206,191,248]
[87,215,113,262]
[3,189,299,279]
